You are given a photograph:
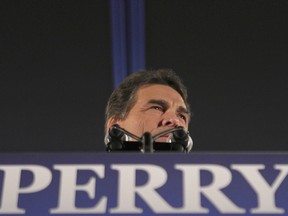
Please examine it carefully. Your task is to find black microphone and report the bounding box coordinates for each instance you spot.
[105,124,143,151]
[105,125,193,152]
[173,126,188,140]
[109,124,124,139]
[172,126,193,152]
[106,124,125,151]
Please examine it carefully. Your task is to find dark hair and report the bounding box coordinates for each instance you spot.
[105,69,190,129]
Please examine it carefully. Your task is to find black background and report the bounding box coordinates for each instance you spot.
[1,0,287,152]
[0,1,112,152]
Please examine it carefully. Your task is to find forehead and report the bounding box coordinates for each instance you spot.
[135,84,186,106]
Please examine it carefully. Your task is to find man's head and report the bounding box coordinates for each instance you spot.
[105,69,191,141]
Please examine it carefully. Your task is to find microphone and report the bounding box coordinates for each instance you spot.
[172,126,193,152]
[105,124,125,151]
[110,124,124,138]
[105,124,143,151]
[105,125,193,152]
[152,126,193,152]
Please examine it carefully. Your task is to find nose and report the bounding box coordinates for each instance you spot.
[161,113,180,127]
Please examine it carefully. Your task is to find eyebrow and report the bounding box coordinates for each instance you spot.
[147,99,191,120]
[147,99,168,109]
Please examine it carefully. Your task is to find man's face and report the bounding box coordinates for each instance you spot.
[108,84,190,142]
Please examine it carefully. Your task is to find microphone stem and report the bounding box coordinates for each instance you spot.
[152,127,182,140]
[116,127,142,141]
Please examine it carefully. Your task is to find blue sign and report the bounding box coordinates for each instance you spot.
[0,152,288,215]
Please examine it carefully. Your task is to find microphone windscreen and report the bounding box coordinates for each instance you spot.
[173,126,188,141]
[172,127,193,152]
[109,124,124,139]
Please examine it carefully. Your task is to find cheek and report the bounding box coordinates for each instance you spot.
[180,119,189,128]
[182,122,189,132]
[119,117,145,136]
[118,111,162,136]
[131,117,159,134]
[143,115,162,130]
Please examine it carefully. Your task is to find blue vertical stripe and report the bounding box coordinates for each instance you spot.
[128,0,145,72]
[110,0,145,88]
[110,0,128,88]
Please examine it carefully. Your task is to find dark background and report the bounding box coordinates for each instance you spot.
[1,0,287,152]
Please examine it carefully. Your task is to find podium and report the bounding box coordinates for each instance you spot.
[0,152,288,215]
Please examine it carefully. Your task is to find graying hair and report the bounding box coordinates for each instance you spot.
[105,69,190,130]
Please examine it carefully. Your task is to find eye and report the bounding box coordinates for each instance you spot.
[178,113,187,122]
[151,106,163,111]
